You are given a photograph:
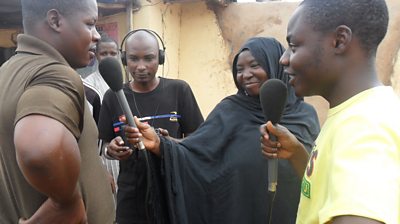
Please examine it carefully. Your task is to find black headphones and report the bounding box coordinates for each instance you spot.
[120,29,166,66]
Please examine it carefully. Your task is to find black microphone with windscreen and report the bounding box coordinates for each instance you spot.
[259,79,287,193]
[99,57,145,150]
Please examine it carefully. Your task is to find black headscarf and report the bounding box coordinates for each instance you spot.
[230,37,319,148]
[233,37,289,92]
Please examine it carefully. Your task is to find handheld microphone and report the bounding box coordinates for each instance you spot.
[259,79,287,192]
[99,57,145,150]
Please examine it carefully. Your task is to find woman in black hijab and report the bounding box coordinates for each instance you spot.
[127,37,320,224]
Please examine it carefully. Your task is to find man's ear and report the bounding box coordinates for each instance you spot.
[46,9,62,32]
[333,25,352,54]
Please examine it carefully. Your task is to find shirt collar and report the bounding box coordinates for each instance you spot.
[16,34,69,66]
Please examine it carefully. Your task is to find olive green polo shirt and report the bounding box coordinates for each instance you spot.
[0,34,115,223]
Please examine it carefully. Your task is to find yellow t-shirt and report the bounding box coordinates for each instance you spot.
[296,86,400,224]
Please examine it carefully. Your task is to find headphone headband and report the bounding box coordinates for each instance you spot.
[120,29,166,65]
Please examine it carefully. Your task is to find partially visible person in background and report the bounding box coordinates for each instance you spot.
[78,34,119,123]
[0,0,115,223]
[99,29,204,224]
[83,35,118,100]
[123,37,320,224]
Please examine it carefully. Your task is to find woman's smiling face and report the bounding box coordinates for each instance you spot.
[235,50,269,97]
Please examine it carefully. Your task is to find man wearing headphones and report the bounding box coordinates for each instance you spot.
[97,29,204,224]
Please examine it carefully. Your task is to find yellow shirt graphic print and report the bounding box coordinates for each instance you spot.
[301,147,317,199]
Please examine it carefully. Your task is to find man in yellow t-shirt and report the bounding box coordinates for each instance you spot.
[297,86,400,224]
[260,0,400,224]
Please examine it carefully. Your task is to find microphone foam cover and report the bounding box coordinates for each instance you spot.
[98,57,123,91]
[259,79,288,124]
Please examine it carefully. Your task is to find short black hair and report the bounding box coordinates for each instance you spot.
[21,0,91,30]
[301,0,388,55]
[97,33,118,50]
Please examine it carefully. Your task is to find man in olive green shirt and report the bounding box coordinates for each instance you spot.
[0,0,115,223]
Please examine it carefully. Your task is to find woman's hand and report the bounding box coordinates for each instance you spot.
[260,121,310,177]
[156,128,169,137]
[124,117,161,156]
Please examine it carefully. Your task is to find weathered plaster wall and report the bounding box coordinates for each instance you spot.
[214,0,400,81]
[132,3,182,79]
[209,0,400,124]
[97,12,127,46]
[392,51,400,96]
[376,0,400,85]
[0,29,19,47]
[179,2,236,117]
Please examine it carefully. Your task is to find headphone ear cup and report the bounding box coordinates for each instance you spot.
[159,49,165,65]
[121,51,127,66]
